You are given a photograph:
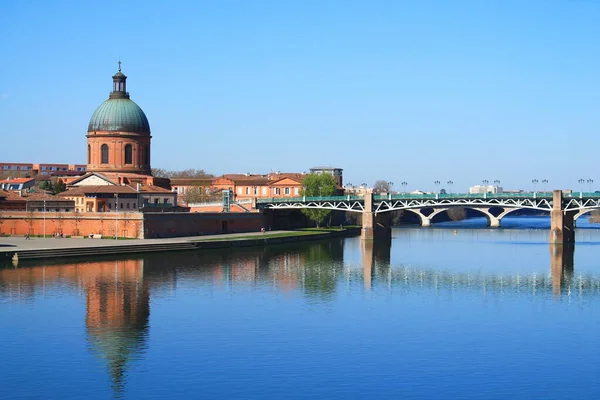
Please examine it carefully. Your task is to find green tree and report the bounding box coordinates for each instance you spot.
[51,179,66,194]
[300,173,337,227]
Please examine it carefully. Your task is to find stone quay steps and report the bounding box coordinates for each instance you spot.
[12,242,199,260]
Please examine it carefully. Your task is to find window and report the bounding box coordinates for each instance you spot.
[246,187,250,194]
[124,144,132,164]
[295,188,299,195]
[41,166,47,171]
[164,199,168,204]
[127,203,130,209]
[101,144,109,164]
[262,187,267,195]
[253,187,258,195]
[87,145,91,164]
[237,188,242,194]
[274,188,280,195]
[284,188,290,195]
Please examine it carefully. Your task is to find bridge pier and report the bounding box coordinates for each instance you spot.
[550,190,575,244]
[361,193,392,240]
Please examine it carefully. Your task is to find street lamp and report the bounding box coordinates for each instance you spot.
[532,179,538,193]
[587,179,594,193]
[115,193,118,240]
[401,181,407,193]
[43,197,46,238]
[541,179,548,192]
[482,180,489,194]
[388,181,394,194]
[578,178,585,194]
[434,180,440,193]
[447,180,454,193]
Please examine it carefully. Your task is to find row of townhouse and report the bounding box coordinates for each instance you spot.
[172,167,344,205]
[0,162,87,177]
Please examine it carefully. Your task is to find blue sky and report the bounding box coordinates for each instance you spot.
[1,0,599,192]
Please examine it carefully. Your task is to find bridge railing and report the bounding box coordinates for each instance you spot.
[256,195,363,204]
[255,192,600,204]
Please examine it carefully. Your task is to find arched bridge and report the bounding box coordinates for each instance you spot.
[256,191,600,243]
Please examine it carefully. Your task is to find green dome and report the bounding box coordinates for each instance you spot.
[88,98,150,133]
[88,99,150,133]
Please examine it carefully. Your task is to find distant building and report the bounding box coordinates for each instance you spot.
[0,163,86,178]
[469,185,503,194]
[0,177,36,191]
[309,166,343,187]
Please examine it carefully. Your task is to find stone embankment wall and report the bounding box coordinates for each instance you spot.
[0,211,145,238]
[143,212,264,238]
[0,211,265,239]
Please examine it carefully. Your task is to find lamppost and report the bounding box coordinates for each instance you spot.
[587,179,594,193]
[115,193,118,240]
[532,179,538,193]
[434,180,440,193]
[43,197,46,238]
[578,178,585,194]
[482,180,489,194]
[541,179,548,192]
[447,180,454,193]
[401,181,407,193]
[388,181,394,194]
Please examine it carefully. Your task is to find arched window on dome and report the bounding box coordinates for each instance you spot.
[124,144,132,165]
[101,144,109,164]
[87,145,91,164]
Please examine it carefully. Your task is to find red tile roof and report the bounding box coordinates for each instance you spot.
[0,178,35,184]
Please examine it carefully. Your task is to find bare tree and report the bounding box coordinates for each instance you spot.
[373,180,391,194]
[184,183,213,204]
[152,168,214,179]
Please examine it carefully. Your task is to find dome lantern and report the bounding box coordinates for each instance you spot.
[110,61,129,99]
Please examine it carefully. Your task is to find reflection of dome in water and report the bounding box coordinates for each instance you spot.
[87,327,149,392]
[85,274,150,394]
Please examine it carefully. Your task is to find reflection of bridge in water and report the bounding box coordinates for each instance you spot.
[358,240,599,298]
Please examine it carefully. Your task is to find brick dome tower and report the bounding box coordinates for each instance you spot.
[87,62,152,175]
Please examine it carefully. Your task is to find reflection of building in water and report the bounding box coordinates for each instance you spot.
[0,259,150,394]
[82,260,149,393]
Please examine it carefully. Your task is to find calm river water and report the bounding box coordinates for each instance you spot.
[2,216,600,399]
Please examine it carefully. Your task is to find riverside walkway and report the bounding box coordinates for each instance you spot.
[0,231,295,263]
